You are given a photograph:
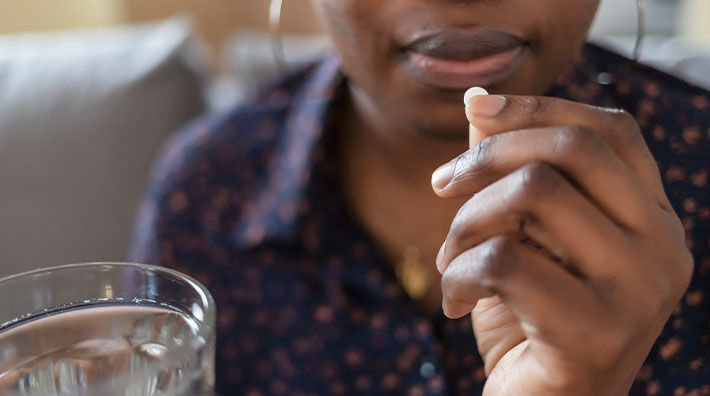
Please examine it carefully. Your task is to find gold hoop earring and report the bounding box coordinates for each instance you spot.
[633,0,646,61]
[269,0,288,74]
[583,0,647,85]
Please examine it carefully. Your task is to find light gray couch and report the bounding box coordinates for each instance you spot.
[0,18,208,277]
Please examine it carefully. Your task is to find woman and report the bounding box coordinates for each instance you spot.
[132,1,709,395]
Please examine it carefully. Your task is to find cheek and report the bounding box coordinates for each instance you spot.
[537,0,599,50]
[312,0,394,83]
[524,0,598,85]
[313,0,381,43]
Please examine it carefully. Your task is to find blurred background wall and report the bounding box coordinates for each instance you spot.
[0,0,707,52]
[121,0,320,51]
[0,0,320,52]
[0,0,124,33]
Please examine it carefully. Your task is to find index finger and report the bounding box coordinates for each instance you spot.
[465,93,669,210]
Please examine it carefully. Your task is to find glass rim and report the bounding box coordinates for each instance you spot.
[0,262,216,341]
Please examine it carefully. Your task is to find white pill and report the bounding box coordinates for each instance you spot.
[464,87,489,106]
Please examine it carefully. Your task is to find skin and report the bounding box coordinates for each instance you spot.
[435,96,692,395]
[313,0,599,138]
[312,0,694,394]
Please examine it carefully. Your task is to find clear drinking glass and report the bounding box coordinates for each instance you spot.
[0,263,215,396]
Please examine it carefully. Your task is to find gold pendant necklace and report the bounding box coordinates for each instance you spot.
[395,246,431,300]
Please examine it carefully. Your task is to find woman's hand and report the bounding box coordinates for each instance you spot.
[431,94,693,396]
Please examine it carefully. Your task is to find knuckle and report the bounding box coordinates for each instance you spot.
[478,237,518,288]
[612,108,641,133]
[578,309,632,370]
[440,255,469,291]
[554,124,609,161]
[520,96,547,121]
[616,108,637,128]
[648,245,694,316]
[606,108,644,146]
[440,254,479,309]
[459,135,499,182]
[449,150,473,183]
[677,249,695,294]
[441,290,470,309]
[664,248,694,308]
[440,274,459,305]
[447,201,473,245]
[588,327,632,370]
[440,266,456,291]
[514,161,564,201]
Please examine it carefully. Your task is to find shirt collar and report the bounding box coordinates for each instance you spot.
[233,55,345,249]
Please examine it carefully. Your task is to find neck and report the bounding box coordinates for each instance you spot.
[336,83,469,314]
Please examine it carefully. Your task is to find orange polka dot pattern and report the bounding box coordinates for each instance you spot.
[131,44,710,395]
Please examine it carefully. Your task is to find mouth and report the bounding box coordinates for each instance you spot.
[401,29,529,90]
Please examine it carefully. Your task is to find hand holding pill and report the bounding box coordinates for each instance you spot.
[430,87,692,396]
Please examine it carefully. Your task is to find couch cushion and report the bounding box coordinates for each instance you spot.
[591,35,710,90]
[0,18,207,276]
[214,30,331,108]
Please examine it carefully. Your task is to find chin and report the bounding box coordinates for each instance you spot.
[401,106,470,141]
[392,87,471,141]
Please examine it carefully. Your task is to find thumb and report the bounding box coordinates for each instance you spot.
[464,87,489,148]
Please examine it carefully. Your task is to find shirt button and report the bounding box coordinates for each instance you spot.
[419,360,436,378]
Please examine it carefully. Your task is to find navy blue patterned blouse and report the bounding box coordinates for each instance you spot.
[131,44,710,395]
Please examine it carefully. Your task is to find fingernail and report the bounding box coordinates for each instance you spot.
[470,95,507,118]
[436,241,447,273]
[432,160,455,191]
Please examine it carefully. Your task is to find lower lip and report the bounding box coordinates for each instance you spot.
[404,45,527,90]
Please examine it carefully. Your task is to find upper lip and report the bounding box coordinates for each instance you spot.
[404,29,526,61]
